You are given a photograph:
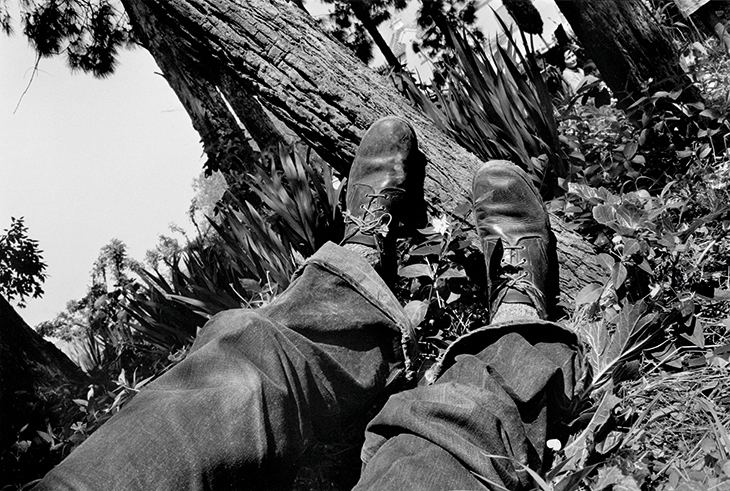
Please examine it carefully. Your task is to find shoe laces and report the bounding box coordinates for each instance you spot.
[494,245,530,290]
[343,192,393,240]
[490,242,547,319]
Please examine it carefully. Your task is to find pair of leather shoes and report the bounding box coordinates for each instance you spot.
[343,118,554,318]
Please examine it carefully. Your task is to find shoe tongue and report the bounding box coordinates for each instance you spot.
[501,288,534,306]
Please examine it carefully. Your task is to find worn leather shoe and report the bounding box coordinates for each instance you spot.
[472,160,556,321]
[342,116,427,277]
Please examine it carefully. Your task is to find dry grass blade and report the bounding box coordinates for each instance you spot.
[615,366,730,488]
[697,397,730,458]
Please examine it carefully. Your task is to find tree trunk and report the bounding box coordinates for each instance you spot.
[555,0,698,107]
[121,0,602,299]
[0,295,87,450]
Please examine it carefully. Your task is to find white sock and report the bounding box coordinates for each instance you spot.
[343,243,379,267]
[492,303,539,323]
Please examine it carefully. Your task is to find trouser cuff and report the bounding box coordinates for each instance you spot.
[298,242,418,381]
[426,319,584,387]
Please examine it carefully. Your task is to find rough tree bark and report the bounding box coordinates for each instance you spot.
[120,0,601,299]
[0,295,87,450]
[555,0,697,107]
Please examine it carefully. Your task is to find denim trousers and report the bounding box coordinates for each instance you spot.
[36,243,583,490]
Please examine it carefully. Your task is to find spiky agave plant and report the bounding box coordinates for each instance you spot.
[126,144,344,350]
[393,13,566,198]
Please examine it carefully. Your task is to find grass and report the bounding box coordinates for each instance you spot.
[610,364,730,489]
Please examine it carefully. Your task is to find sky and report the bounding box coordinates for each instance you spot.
[1,31,205,326]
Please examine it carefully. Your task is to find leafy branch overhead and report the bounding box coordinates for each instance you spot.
[3,0,133,77]
[0,217,47,308]
[502,0,542,35]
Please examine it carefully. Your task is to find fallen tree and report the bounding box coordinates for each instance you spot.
[119,0,602,299]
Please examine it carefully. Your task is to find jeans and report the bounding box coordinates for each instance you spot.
[36,243,583,490]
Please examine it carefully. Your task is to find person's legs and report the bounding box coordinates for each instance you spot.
[356,321,582,491]
[355,160,585,491]
[34,117,426,491]
[35,244,412,491]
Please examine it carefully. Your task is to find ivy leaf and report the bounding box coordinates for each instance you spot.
[409,244,442,256]
[576,283,603,306]
[403,300,429,327]
[676,149,694,159]
[568,183,615,204]
[398,263,433,279]
[623,141,638,160]
[623,238,641,257]
[658,233,676,249]
[591,302,662,389]
[438,268,467,280]
[597,253,615,274]
[698,144,712,159]
[453,200,472,217]
[36,431,53,444]
[450,239,473,251]
[610,262,628,290]
[592,204,648,236]
[700,108,720,119]
[637,258,654,274]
